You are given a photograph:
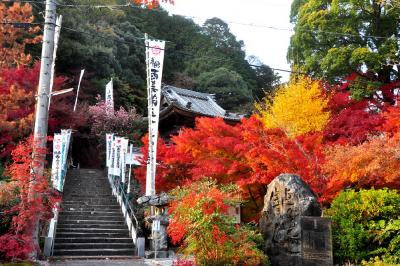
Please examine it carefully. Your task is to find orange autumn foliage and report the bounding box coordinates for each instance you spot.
[0,2,41,68]
[0,85,34,138]
[133,0,174,9]
[136,116,328,220]
[323,133,400,201]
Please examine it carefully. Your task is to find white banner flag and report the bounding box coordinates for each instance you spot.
[145,38,165,196]
[59,129,72,191]
[51,134,63,191]
[105,79,114,113]
[120,138,129,183]
[109,138,116,176]
[106,133,114,167]
[113,137,123,176]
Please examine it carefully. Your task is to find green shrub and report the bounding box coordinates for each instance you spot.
[326,189,400,265]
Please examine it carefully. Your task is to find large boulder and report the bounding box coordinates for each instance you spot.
[260,173,322,266]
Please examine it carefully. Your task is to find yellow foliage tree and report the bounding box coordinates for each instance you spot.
[257,76,330,138]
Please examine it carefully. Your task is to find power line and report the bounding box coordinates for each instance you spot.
[1,20,298,74]
[56,2,400,40]
[2,0,397,40]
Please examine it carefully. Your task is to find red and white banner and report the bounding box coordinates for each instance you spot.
[145,38,165,196]
[51,134,63,191]
[120,138,129,183]
[112,137,123,176]
[106,133,114,167]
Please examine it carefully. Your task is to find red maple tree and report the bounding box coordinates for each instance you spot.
[0,63,70,160]
[0,137,60,260]
[135,116,327,220]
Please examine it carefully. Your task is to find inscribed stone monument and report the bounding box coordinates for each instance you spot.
[260,173,332,266]
[301,216,333,266]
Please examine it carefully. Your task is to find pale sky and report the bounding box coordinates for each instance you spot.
[162,0,294,81]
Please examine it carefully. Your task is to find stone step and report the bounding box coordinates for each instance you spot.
[61,204,119,208]
[58,216,125,222]
[59,210,122,216]
[55,232,130,238]
[64,189,110,191]
[57,223,126,229]
[54,242,134,250]
[52,169,135,258]
[63,194,113,198]
[62,203,119,207]
[62,196,115,200]
[64,181,110,184]
[51,255,140,260]
[53,248,136,256]
[55,237,133,244]
[57,220,125,225]
[61,206,120,212]
[61,199,118,205]
[64,191,112,194]
[56,228,129,234]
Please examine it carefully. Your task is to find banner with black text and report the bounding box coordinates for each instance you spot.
[145,38,165,196]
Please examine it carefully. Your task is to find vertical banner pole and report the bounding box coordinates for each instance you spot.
[127,144,133,193]
[48,15,62,111]
[73,69,85,112]
[144,35,166,197]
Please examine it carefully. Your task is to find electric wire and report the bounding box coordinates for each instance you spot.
[0,20,299,73]
[1,0,398,41]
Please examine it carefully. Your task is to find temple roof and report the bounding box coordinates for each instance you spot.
[160,85,243,121]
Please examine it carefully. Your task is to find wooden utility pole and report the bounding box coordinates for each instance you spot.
[32,0,57,176]
[30,0,57,258]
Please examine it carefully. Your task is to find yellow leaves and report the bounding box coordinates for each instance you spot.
[257,76,330,138]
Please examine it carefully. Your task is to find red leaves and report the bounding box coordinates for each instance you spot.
[380,104,400,135]
[168,219,188,245]
[0,234,33,260]
[0,63,67,159]
[134,76,400,220]
[323,108,384,145]
[136,116,328,219]
[167,180,266,264]
[0,137,60,260]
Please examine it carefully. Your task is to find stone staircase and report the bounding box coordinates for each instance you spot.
[53,169,135,257]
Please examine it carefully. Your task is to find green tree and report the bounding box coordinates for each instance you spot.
[29,1,278,113]
[197,67,252,111]
[289,0,400,102]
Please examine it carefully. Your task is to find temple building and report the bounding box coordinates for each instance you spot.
[159,85,243,138]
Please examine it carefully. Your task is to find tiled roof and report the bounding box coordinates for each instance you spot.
[161,85,243,121]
